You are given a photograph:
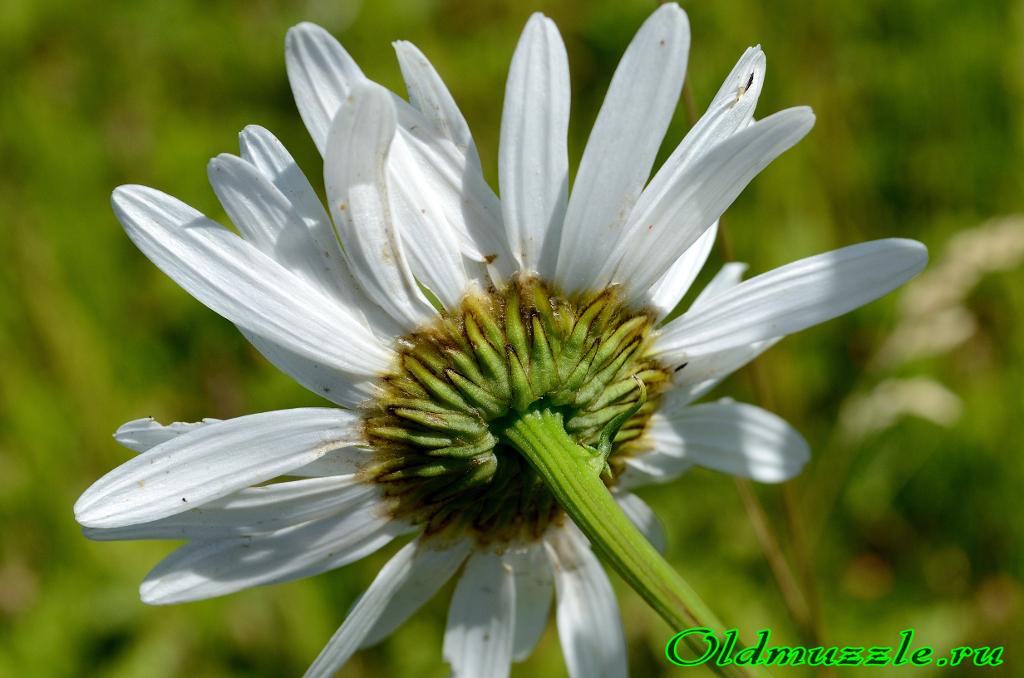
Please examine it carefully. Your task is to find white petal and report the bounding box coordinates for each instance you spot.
[114,417,220,453]
[285,22,365,154]
[305,537,471,678]
[689,261,749,312]
[208,153,297,261]
[655,239,929,364]
[443,549,516,678]
[288,446,373,478]
[390,117,513,284]
[75,408,361,528]
[603,107,816,295]
[653,261,774,406]
[499,13,570,276]
[235,126,401,336]
[83,475,373,541]
[393,40,480,167]
[324,81,437,330]
[208,153,401,340]
[611,48,763,305]
[556,4,691,293]
[633,399,810,483]
[238,125,327,215]
[545,527,627,678]
[238,328,380,408]
[111,185,392,391]
[140,495,406,604]
[507,544,553,662]
[617,453,693,490]
[647,221,718,317]
[387,137,474,308]
[359,537,473,648]
[614,491,667,553]
[667,338,779,407]
[284,24,511,282]
[639,46,767,210]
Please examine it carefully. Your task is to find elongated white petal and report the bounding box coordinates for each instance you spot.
[388,137,473,308]
[359,538,473,648]
[238,125,327,218]
[655,239,929,364]
[393,40,480,167]
[289,445,374,478]
[499,13,570,276]
[114,417,220,453]
[689,261,749,312]
[208,153,396,335]
[84,476,373,541]
[284,23,511,282]
[639,46,766,216]
[324,81,436,330]
[238,328,380,408]
[444,549,516,678]
[629,400,810,484]
[617,453,693,490]
[208,154,295,258]
[556,4,690,293]
[237,126,404,339]
[546,527,627,678]
[140,496,407,604]
[614,491,667,553]
[112,185,391,380]
[75,409,361,528]
[613,49,764,305]
[647,222,718,317]
[305,537,471,677]
[603,107,815,294]
[285,22,365,154]
[668,338,779,406]
[507,544,553,662]
[656,263,774,406]
[391,117,513,284]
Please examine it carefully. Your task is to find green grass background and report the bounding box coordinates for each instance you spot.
[1,0,1022,675]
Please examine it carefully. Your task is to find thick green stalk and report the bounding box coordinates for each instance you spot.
[503,407,770,678]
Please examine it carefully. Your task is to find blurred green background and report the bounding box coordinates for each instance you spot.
[1,0,1022,675]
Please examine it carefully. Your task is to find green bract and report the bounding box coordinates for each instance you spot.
[362,276,672,542]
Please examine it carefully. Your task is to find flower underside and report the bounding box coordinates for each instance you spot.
[361,275,672,543]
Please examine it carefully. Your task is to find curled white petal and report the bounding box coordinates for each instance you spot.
[324,81,436,330]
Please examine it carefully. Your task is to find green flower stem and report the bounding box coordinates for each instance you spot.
[503,407,769,678]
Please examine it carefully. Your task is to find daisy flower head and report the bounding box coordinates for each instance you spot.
[75,4,927,677]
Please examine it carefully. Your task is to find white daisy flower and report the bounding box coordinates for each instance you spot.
[75,5,927,677]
